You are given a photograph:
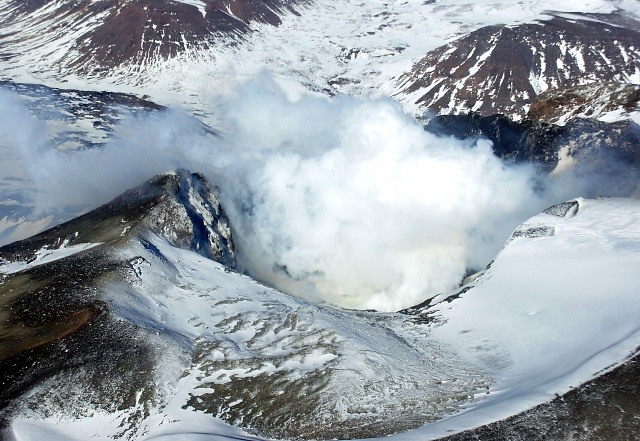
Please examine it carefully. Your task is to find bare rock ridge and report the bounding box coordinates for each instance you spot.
[400,13,640,119]
[0,169,235,268]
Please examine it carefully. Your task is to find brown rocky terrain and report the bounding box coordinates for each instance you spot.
[527,82,640,124]
[441,351,640,440]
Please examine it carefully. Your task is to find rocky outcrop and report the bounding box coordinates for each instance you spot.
[0,169,236,268]
[146,170,235,267]
[425,113,640,191]
[528,82,640,125]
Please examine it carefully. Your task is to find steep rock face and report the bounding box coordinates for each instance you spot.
[425,113,640,190]
[0,0,308,74]
[146,170,235,267]
[399,13,640,119]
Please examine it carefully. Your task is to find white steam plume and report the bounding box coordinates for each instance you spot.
[223,85,547,310]
[0,77,631,311]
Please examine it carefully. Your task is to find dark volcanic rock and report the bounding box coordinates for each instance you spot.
[425,113,640,189]
[426,113,562,166]
[543,200,579,218]
[400,13,640,119]
[0,170,236,267]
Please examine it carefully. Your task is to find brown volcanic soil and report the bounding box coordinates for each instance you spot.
[0,246,157,424]
[0,177,196,432]
[0,306,96,362]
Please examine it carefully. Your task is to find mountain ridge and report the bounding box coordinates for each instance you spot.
[398,13,640,119]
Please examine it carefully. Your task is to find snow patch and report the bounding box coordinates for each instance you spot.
[0,241,102,274]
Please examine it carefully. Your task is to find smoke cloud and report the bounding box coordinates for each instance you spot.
[0,76,635,311]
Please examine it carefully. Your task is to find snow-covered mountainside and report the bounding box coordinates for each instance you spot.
[1,0,640,438]
[0,0,307,72]
[400,198,640,438]
[399,13,640,119]
[2,172,640,440]
[441,351,640,440]
[1,1,639,123]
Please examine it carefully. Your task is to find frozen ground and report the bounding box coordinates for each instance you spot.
[5,197,640,440]
[1,0,638,125]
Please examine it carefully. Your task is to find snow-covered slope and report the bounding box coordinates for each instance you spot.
[399,13,640,119]
[2,173,640,440]
[1,0,640,438]
[402,198,640,438]
[1,0,639,123]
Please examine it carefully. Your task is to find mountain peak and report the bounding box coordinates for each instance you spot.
[0,169,236,270]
